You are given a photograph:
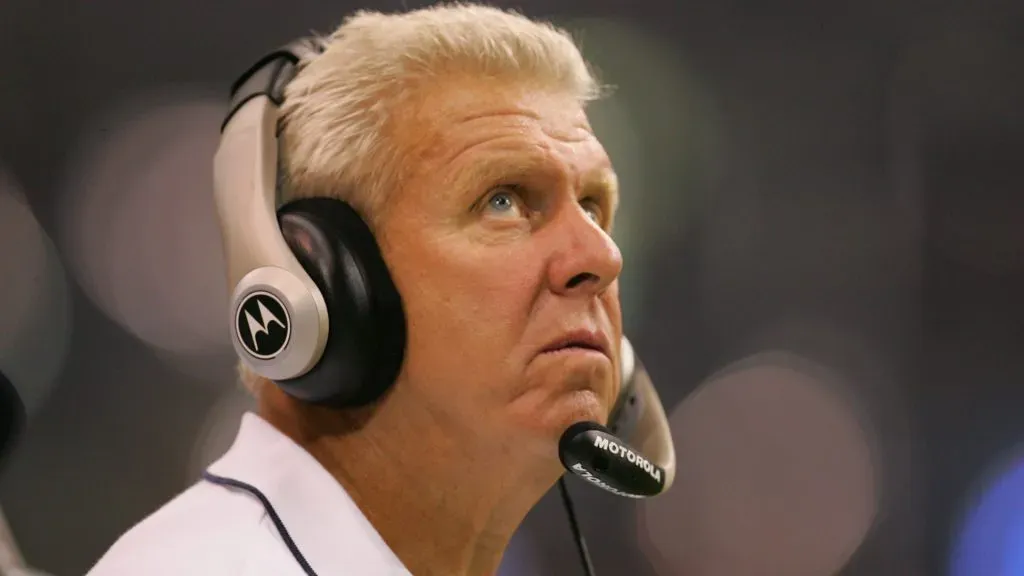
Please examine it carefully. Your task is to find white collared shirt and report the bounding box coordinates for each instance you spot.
[86,413,413,576]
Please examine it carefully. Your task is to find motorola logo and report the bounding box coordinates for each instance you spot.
[593,435,662,483]
[235,291,290,359]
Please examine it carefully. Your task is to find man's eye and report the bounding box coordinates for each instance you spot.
[489,192,515,212]
[581,199,603,225]
[483,187,525,217]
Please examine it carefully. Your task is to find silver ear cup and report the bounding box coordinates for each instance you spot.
[230,266,330,382]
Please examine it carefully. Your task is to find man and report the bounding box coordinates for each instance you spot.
[89,4,628,575]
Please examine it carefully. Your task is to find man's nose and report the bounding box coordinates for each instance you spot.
[546,207,623,297]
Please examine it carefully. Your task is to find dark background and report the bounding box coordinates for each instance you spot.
[1,0,1022,574]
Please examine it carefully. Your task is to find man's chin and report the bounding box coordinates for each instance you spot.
[511,389,609,447]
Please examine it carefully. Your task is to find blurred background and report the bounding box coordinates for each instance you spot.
[0,0,1022,574]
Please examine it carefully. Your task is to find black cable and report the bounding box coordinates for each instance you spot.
[204,469,596,576]
[558,477,596,576]
[202,471,319,576]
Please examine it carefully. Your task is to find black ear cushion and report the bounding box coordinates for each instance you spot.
[276,197,406,407]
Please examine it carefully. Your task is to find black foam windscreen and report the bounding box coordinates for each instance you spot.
[276,198,406,407]
[0,370,25,469]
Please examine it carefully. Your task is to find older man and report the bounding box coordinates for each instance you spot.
[87,4,665,575]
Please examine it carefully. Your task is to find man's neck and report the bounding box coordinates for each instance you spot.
[259,388,561,576]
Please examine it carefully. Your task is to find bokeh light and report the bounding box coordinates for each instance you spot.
[951,450,1024,576]
[640,351,878,576]
[0,170,72,418]
[562,16,725,333]
[57,90,233,380]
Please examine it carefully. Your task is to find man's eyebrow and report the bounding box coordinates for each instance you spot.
[446,152,553,194]
[445,152,620,213]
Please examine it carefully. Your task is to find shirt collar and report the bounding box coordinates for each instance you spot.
[207,412,411,575]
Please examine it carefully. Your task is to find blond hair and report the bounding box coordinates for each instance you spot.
[239,3,603,396]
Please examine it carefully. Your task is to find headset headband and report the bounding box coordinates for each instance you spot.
[214,39,330,382]
[223,38,326,131]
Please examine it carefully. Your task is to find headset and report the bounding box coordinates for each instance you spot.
[211,37,676,576]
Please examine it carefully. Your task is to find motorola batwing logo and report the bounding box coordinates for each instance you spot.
[235,291,290,359]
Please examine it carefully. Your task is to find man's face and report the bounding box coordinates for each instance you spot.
[377,75,623,456]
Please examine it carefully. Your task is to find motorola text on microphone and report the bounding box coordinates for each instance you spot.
[558,421,667,499]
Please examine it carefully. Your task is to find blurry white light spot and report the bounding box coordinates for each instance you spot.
[0,171,72,417]
[640,352,877,576]
[58,92,231,362]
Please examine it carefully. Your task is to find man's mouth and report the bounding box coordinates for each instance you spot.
[540,330,610,358]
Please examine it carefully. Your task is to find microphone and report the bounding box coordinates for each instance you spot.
[557,337,675,499]
[553,339,674,575]
[558,421,666,499]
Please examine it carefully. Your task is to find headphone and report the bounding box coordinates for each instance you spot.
[213,36,678,462]
[212,32,676,488]
[214,38,405,407]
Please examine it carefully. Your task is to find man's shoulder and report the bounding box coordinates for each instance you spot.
[85,479,288,576]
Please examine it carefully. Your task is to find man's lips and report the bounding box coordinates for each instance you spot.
[539,329,611,358]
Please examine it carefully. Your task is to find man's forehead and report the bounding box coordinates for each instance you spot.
[453,151,617,186]
[394,77,618,202]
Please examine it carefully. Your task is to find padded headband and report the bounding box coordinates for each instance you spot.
[214,40,330,382]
